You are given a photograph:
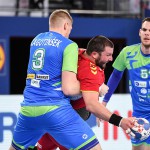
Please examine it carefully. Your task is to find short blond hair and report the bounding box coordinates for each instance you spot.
[49,9,73,28]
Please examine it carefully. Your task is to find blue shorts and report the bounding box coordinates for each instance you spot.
[131,111,150,146]
[12,104,99,150]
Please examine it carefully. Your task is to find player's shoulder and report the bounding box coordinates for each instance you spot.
[78,48,86,55]
[36,32,48,37]
[123,43,141,52]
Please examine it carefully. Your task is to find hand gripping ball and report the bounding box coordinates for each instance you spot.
[126,118,150,141]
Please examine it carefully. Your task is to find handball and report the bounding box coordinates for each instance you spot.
[127,118,150,141]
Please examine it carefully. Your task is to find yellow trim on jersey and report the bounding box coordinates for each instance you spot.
[81,90,99,93]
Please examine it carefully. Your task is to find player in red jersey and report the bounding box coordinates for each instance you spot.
[36,48,108,150]
[36,35,135,150]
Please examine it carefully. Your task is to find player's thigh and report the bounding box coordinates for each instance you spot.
[132,144,150,150]
[12,113,43,149]
[90,144,102,150]
[9,145,16,150]
[47,106,100,149]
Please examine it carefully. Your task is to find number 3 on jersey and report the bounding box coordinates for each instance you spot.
[32,48,45,70]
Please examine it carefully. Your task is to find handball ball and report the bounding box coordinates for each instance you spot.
[131,118,150,141]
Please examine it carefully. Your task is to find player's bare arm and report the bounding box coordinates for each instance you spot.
[82,91,135,130]
[62,71,80,96]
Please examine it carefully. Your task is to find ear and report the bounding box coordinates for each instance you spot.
[91,51,99,59]
[64,22,67,30]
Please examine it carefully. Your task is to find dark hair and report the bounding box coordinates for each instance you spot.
[86,35,114,55]
[142,17,150,25]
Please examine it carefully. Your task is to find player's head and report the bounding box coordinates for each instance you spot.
[139,17,150,49]
[49,9,73,38]
[86,35,114,69]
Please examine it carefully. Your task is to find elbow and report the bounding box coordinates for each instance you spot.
[62,87,72,96]
[62,85,80,96]
[86,104,95,114]
[62,87,79,96]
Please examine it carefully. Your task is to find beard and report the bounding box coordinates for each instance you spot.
[95,59,106,69]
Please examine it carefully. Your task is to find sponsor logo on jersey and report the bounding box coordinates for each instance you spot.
[82,134,88,139]
[139,97,145,102]
[31,79,40,88]
[90,62,97,75]
[140,88,147,94]
[27,74,35,79]
[27,74,49,80]
[36,74,49,80]
[137,93,147,98]
[134,81,147,87]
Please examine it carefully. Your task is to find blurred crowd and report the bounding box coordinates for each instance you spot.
[0,0,150,17]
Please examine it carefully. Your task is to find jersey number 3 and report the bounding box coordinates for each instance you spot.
[32,48,45,70]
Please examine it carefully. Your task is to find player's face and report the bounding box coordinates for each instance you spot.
[139,21,150,48]
[95,46,113,69]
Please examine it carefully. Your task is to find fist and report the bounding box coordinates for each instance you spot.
[99,83,109,97]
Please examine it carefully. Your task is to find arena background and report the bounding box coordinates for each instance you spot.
[0,0,150,149]
[0,17,141,94]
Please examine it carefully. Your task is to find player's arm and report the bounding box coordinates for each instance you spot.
[82,91,112,121]
[62,43,80,96]
[62,71,80,96]
[103,47,126,104]
[82,91,135,130]
[103,69,124,104]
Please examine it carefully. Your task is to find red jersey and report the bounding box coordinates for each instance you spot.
[71,49,105,109]
[37,49,105,150]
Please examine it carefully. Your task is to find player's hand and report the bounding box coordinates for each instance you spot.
[126,118,150,141]
[125,119,139,137]
[99,84,109,97]
[119,117,136,130]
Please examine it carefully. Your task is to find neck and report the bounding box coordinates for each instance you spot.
[141,44,150,54]
[50,28,65,37]
[84,51,95,63]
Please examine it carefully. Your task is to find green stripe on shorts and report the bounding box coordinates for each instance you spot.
[20,105,59,117]
[74,135,97,150]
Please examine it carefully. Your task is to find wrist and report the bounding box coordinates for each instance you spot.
[109,113,123,127]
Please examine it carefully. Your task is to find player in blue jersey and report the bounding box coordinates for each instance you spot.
[103,17,150,150]
[9,10,136,150]
[9,9,82,150]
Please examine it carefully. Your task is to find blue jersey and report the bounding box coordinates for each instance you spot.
[22,31,78,106]
[12,32,99,150]
[113,43,150,116]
